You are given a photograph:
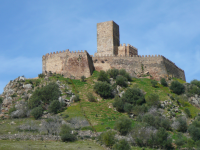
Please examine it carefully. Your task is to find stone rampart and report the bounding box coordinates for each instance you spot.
[42,50,95,79]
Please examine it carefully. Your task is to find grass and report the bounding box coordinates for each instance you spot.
[0,118,41,135]
[0,140,104,150]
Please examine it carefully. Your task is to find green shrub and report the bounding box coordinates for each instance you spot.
[175,133,185,149]
[86,92,96,102]
[113,96,124,112]
[38,73,45,78]
[81,76,86,82]
[121,87,145,105]
[146,93,160,108]
[155,127,172,149]
[8,106,16,115]
[170,81,185,95]
[191,79,200,88]
[11,93,17,98]
[107,68,119,79]
[187,84,200,96]
[177,117,188,132]
[94,81,112,98]
[123,103,133,113]
[119,69,132,81]
[31,106,43,119]
[113,139,131,150]
[48,100,61,114]
[116,75,127,87]
[74,94,80,102]
[114,116,132,135]
[60,124,76,142]
[187,138,195,150]
[98,130,116,148]
[0,97,3,104]
[151,80,158,87]
[132,105,148,116]
[28,82,61,108]
[184,108,191,118]
[97,70,110,83]
[160,78,168,86]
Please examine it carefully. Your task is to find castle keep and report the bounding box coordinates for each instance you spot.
[42,21,186,81]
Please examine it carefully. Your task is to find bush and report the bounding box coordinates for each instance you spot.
[132,105,148,116]
[184,108,191,118]
[187,84,200,96]
[31,106,43,119]
[146,93,160,108]
[107,68,119,79]
[11,93,17,98]
[124,103,133,113]
[74,94,80,102]
[98,130,116,148]
[48,100,61,114]
[119,69,132,81]
[81,76,86,82]
[114,116,132,135]
[155,127,173,149]
[0,97,3,104]
[191,79,200,88]
[8,106,16,115]
[86,92,96,102]
[113,96,124,112]
[38,73,45,78]
[113,139,131,150]
[170,81,185,95]
[97,70,109,83]
[60,124,76,142]
[121,87,145,105]
[151,80,158,87]
[160,78,168,86]
[176,117,188,132]
[175,133,185,149]
[94,81,112,98]
[28,82,61,108]
[116,75,127,87]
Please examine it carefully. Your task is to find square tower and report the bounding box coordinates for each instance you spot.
[97,21,120,56]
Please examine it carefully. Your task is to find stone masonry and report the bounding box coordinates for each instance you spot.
[42,20,186,81]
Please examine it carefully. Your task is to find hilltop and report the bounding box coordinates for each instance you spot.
[0,70,200,149]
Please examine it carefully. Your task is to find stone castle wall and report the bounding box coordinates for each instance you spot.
[42,50,95,79]
[92,54,185,81]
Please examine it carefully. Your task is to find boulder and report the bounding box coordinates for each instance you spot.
[119,91,125,97]
[3,97,12,106]
[18,76,26,81]
[23,84,32,90]
[116,85,121,93]
[70,95,76,102]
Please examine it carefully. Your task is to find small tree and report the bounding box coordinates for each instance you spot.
[146,93,160,108]
[151,80,158,87]
[113,96,124,112]
[0,97,3,104]
[160,78,168,86]
[87,92,96,102]
[114,116,132,135]
[177,117,188,132]
[191,79,200,88]
[48,100,61,114]
[107,68,119,79]
[170,81,185,95]
[184,108,191,118]
[31,106,43,119]
[81,76,86,82]
[116,75,127,87]
[74,94,80,102]
[94,81,112,98]
[113,139,131,150]
[60,124,76,142]
[175,133,185,149]
[97,70,110,83]
[98,130,116,148]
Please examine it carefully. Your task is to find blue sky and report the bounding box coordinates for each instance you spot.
[0,0,200,94]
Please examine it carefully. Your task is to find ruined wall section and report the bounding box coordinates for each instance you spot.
[42,50,94,79]
[92,55,167,80]
[162,56,186,81]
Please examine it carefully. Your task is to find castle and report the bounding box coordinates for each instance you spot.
[42,21,186,81]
